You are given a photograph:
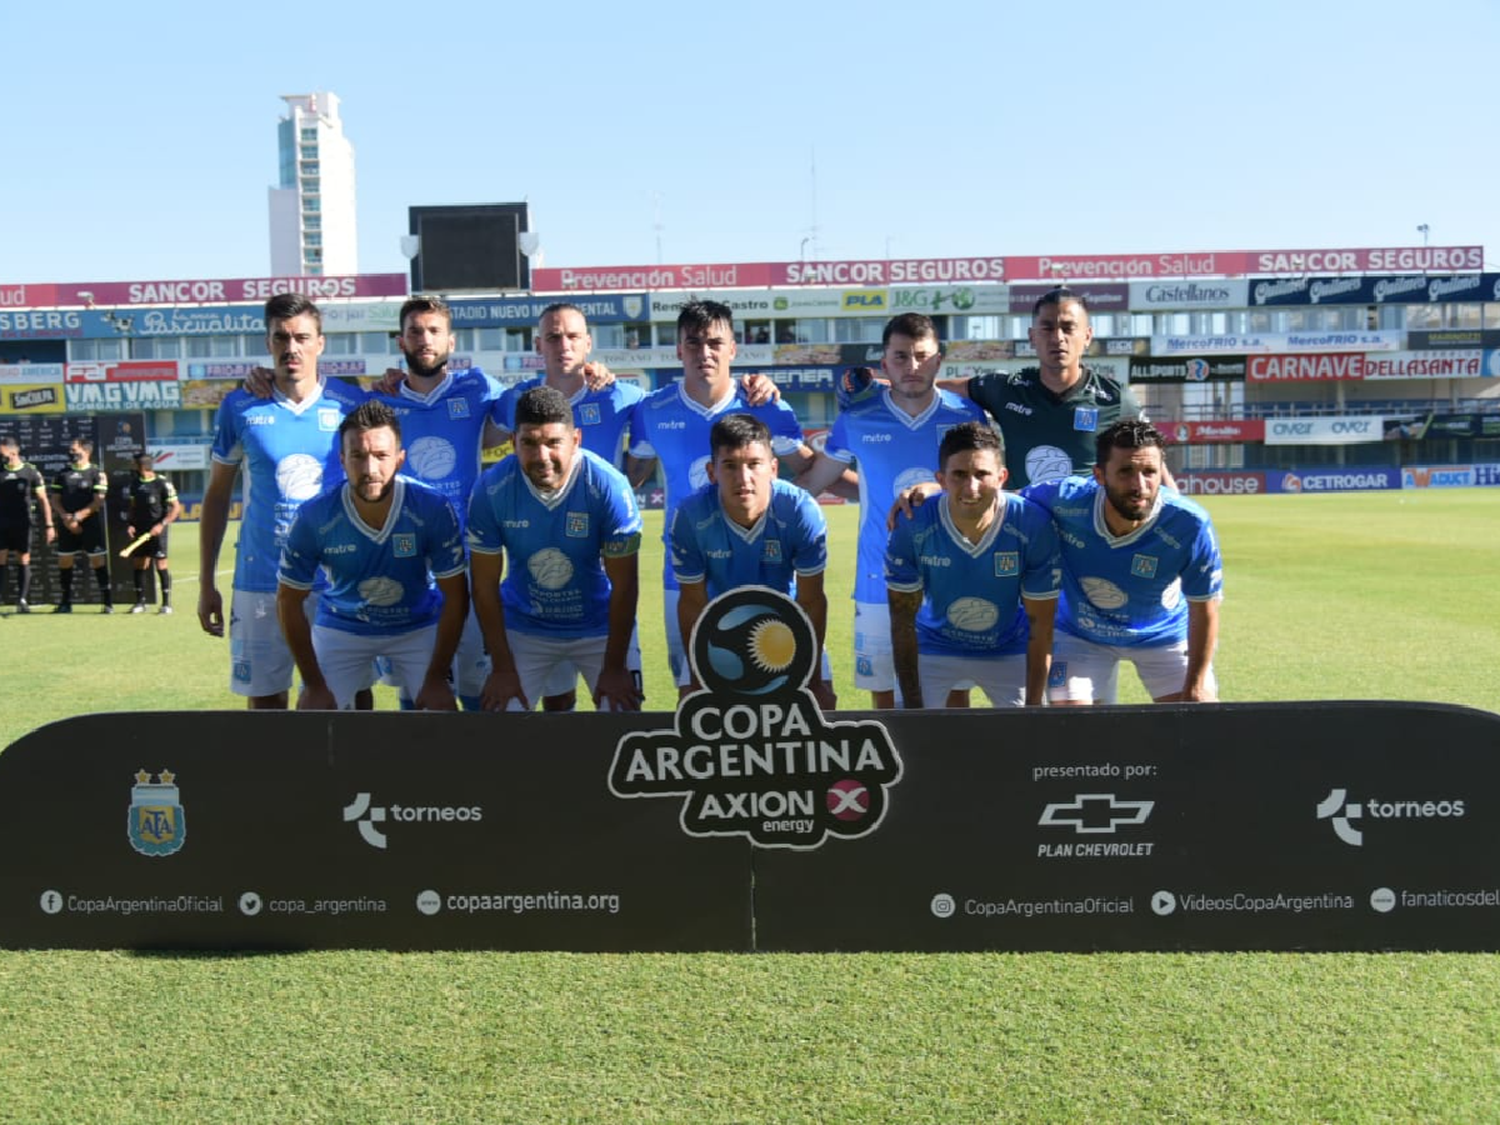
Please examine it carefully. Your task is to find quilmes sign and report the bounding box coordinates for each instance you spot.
[609,588,901,848]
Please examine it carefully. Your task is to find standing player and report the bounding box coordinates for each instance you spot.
[495,303,645,469]
[939,287,1160,489]
[492,302,646,712]
[364,295,510,710]
[468,386,643,712]
[49,437,113,613]
[278,401,468,711]
[670,414,835,708]
[885,423,1060,708]
[123,451,182,615]
[0,435,54,613]
[625,299,815,684]
[198,292,364,709]
[1025,420,1221,704]
[795,313,987,708]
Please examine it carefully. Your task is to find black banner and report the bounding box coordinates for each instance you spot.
[3,702,1499,952]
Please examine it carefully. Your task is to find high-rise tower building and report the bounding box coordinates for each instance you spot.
[268,92,357,277]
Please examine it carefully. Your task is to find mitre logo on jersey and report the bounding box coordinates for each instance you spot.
[609,587,902,849]
[128,769,186,857]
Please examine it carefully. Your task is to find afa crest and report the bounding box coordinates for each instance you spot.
[128,769,186,857]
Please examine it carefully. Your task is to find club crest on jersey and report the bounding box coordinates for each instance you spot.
[762,539,782,563]
[318,408,342,431]
[128,769,186,857]
[566,513,589,538]
[579,404,601,426]
[609,587,902,850]
[448,399,471,419]
[1073,407,1099,432]
[1131,554,1159,579]
[393,533,417,558]
[994,551,1019,576]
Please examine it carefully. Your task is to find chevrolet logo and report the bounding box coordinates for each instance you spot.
[1038,794,1154,834]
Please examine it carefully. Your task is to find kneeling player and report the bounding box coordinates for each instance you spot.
[1023,420,1221,704]
[467,386,643,712]
[885,422,1060,707]
[670,414,836,709]
[277,401,468,710]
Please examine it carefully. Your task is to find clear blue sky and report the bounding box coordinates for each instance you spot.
[5,0,1497,284]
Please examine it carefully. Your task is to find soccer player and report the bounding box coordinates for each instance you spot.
[670,414,835,708]
[49,437,113,613]
[278,401,468,711]
[491,302,646,712]
[495,303,645,470]
[364,295,510,710]
[939,287,1161,489]
[1024,419,1221,704]
[885,422,1060,708]
[468,385,644,712]
[0,435,54,614]
[795,312,987,708]
[198,292,364,709]
[625,299,814,684]
[123,451,181,615]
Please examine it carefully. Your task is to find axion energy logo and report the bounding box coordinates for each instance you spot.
[1315,788,1466,847]
[609,587,902,849]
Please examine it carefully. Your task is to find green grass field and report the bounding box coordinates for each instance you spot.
[2,491,1499,1121]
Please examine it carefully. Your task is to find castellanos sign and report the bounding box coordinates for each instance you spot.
[609,588,902,848]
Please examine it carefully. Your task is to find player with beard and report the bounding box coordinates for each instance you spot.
[363,295,512,710]
[0,435,54,614]
[1022,420,1221,704]
[277,400,468,711]
[468,386,643,712]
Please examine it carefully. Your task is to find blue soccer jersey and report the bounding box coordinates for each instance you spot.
[210,379,364,592]
[669,478,828,598]
[1022,477,1224,648]
[467,448,643,639]
[367,367,504,526]
[826,388,987,603]
[885,492,1061,657]
[496,377,646,469]
[278,476,467,636]
[628,381,805,591]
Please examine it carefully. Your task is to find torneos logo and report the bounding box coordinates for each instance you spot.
[1316,788,1466,847]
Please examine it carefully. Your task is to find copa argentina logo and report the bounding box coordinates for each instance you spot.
[128,769,186,857]
[608,587,902,849]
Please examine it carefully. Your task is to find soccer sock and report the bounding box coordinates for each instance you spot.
[133,570,145,600]
[159,570,171,606]
[59,567,74,603]
[94,565,112,605]
[17,562,29,602]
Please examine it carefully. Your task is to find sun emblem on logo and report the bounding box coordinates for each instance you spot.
[748,619,796,673]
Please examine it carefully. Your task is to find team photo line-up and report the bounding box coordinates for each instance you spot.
[0,288,1221,711]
